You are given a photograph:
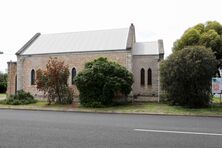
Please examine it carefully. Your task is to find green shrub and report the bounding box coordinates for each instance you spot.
[0,100,5,104]
[160,46,217,108]
[3,90,37,105]
[159,91,170,103]
[75,57,133,107]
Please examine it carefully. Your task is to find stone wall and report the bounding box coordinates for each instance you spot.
[7,62,17,96]
[132,55,160,101]
[18,50,131,97]
[11,49,162,101]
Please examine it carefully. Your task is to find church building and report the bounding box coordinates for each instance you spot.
[7,24,164,101]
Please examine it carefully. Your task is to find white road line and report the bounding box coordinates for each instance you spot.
[134,129,222,136]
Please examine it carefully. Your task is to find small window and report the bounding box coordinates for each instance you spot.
[140,68,145,86]
[31,69,35,85]
[72,67,76,85]
[148,68,152,85]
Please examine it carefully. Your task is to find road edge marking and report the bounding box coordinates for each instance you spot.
[134,129,222,136]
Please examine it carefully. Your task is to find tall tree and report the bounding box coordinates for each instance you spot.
[173,21,222,76]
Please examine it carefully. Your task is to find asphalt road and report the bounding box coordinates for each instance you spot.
[0,110,222,148]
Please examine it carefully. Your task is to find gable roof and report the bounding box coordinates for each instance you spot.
[18,25,135,55]
[132,40,164,55]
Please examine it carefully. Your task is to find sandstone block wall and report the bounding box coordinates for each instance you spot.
[9,50,162,102]
[18,50,131,97]
[132,55,160,99]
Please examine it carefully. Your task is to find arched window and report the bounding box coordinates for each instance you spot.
[71,67,76,85]
[31,69,35,85]
[140,68,145,86]
[148,68,152,85]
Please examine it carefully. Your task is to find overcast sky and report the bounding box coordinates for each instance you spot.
[0,0,221,73]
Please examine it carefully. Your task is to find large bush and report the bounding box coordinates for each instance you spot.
[75,57,133,107]
[0,73,7,93]
[36,57,74,105]
[2,90,37,105]
[160,46,217,108]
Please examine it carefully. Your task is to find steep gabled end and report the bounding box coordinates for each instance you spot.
[16,33,41,56]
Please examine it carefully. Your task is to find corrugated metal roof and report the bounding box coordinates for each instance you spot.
[132,41,159,55]
[21,28,130,55]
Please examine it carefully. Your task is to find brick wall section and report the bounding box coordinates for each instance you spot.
[19,50,131,97]
[132,55,160,100]
[7,62,17,96]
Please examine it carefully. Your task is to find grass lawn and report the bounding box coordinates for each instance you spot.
[0,93,6,100]
[212,96,222,104]
[0,97,222,116]
[77,100,222,116]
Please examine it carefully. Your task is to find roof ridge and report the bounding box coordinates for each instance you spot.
[41,27,129,36]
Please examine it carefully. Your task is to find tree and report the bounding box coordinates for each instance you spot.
[36,57,73,104]
[160,46,217,108]
[75,57,133,107]
[173,21,222,76]
[0,73,7,93]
